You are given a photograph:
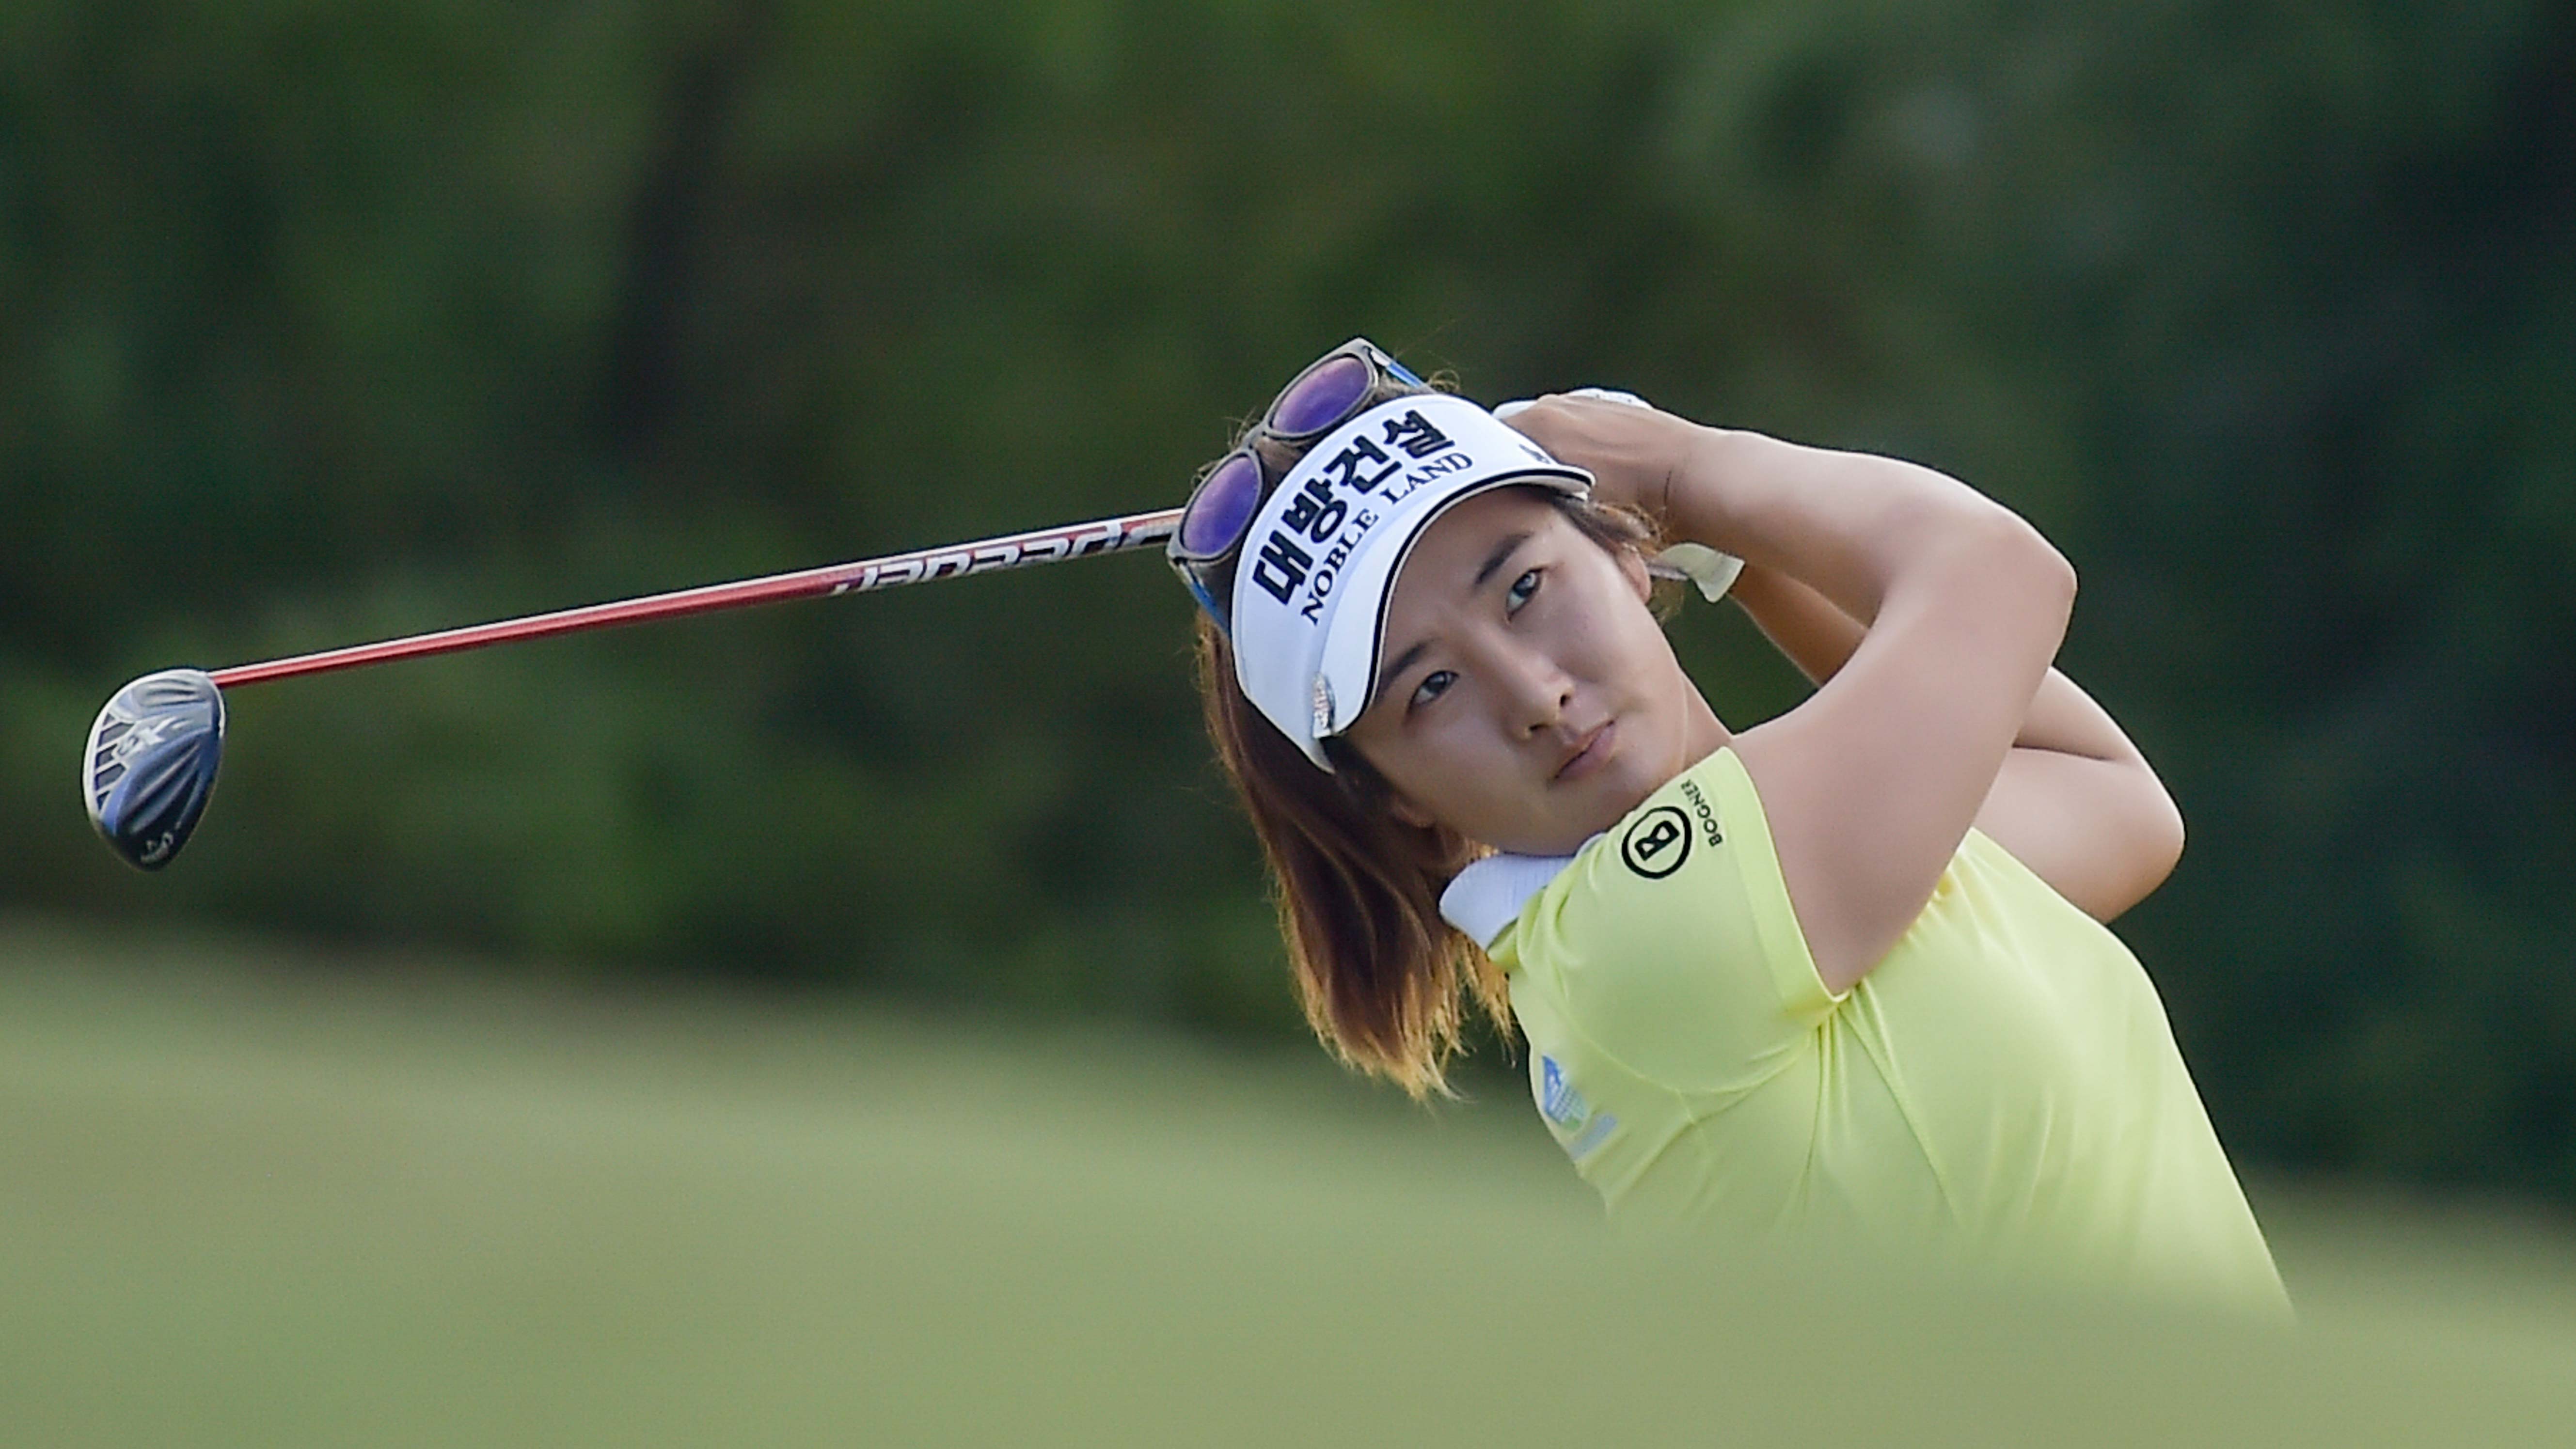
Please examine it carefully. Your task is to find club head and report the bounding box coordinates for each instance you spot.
[84,668,226,871]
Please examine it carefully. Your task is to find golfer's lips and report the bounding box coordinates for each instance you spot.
[1553,721,1614,782]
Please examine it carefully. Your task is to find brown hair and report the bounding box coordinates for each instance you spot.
[1190,379,1661,1096]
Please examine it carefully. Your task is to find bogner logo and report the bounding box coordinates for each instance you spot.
[1622,779,1724,880]
[1620,805,1692,879]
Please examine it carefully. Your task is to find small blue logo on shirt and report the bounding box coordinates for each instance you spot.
[1538,1055,1618,1161]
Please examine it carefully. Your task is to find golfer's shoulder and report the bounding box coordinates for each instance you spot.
[1502,750,1836,1032]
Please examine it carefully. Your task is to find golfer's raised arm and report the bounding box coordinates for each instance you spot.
[1726,565,2185,925]
[1696,429,2074,991]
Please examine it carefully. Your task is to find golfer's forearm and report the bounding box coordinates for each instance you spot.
[1732,558,2141,764]
[2014,671,2153,764]
[1665,427,2064,633]
[1727,564,1866,684]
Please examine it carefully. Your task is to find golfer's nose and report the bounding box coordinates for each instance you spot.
[1493,648,1572,737]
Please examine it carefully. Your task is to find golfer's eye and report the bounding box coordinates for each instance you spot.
[1506,568,1542,613]
[1409,670,1456,711]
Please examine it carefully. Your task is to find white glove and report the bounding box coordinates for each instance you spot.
[1490,387,1655,419]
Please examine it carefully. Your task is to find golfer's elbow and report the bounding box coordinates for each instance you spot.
[1998,506,2078,622]
[1930,496,2077,641]
[2139,776,2186,897]
[2101,770,2187,920]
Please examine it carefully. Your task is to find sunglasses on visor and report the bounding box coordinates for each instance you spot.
[1168,338,1426,632]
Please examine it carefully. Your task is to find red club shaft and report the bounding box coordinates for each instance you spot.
[207,508,1185,690]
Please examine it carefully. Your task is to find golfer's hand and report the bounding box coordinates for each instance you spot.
[1494,391,1711,524]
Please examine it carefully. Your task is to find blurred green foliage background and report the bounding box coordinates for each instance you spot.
[3,0,2571,1204]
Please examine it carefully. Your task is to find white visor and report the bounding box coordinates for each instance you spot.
[1229,393,1590,769]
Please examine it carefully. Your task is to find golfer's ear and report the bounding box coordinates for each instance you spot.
[1620,545,1653,602]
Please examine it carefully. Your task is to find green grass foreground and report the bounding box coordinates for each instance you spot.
[2,920,2572,1447]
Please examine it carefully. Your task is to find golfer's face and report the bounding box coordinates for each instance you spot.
[1344,488,1717,856]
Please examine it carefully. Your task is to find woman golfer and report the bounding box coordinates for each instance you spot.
[1169,338,2287,1313]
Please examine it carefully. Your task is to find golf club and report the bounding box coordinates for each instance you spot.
[82,507,1184,871]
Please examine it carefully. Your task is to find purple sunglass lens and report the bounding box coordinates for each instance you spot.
[1269,354,1373,437]
[1181,453,1264,556]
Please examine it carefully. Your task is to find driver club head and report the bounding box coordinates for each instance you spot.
[84,668,226,870]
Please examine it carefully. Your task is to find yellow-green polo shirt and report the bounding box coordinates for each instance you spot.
[1439,747,2287,1315]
